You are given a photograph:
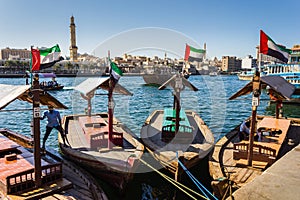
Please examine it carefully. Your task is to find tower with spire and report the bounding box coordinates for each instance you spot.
[69,16,78,61]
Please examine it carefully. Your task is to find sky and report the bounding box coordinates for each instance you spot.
[0,0,299,60]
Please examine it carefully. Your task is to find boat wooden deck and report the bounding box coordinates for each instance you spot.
[60,113,144,191]
[141,109,214,174]
[209,116,300,199]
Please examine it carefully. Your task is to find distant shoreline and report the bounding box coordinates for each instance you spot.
[0,73,142,78]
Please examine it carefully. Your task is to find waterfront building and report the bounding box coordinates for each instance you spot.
[241,55,257,70]
[290,44,300,64]
[0,47,30,60]
[69,16,78,61]
[221,56,241,72]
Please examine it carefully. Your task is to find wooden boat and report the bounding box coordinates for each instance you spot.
[59,77,144,192]
[209,73,300,199]
[142,64,190,86]
[0,128,107,200]
[0,81,107,199]
[140,73,214,179]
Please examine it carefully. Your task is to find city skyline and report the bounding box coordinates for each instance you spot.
[0,0,299,60]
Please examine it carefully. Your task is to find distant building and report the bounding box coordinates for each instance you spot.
[241,55,257,70]
[0,47,30,60]
[221,56,241,72]
[290,44,300,63]
[69,16,78,61]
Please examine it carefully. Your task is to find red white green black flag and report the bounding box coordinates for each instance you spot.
[260,30,291,63]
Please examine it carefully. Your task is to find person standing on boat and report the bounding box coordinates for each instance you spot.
[40,105,67,150]
[239,120,250,140]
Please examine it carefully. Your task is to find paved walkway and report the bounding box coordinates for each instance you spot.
[232,144,300,199]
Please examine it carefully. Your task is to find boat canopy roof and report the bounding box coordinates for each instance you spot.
[31,73,57,78]
[229,76,295,100]
[0,84,68,110]
[74,77,132,96]
[158,74,198,91]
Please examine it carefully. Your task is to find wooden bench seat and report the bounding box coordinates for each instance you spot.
[161,108,193,142]
[78,116,123,149]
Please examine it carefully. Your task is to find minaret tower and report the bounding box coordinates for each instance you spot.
[69,16,78,61]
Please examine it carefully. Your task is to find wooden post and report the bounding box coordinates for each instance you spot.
[32,73,42,187]
[247,71,261,166]
[108,78,115,149]
[174,74,183,134]
[275,101,279,119]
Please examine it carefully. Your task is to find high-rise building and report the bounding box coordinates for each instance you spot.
[69,16,78,61]
[221,56,241,72]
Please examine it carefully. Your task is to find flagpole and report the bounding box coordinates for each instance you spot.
[31,46,42,187]
[108,50,114,150]
[258,45,261,72]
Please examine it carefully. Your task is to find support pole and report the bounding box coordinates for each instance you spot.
[108,78,115,149]
[32,73,42,187]
[247,70,261,166]
[175,91,180,133]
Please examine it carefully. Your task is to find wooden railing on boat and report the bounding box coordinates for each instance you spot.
[162,124,193,143]
[233,117,291,166]
[78,115,123,150]
[90,131,123,149]
[2,163,62,195]
[233,143,276,165]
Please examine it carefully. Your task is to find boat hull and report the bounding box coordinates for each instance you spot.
[142,73,190,86]
[142,74,173,86]
[140,109,214,176]
[59,113,144,192]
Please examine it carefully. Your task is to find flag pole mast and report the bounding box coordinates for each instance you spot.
[108,50,114,150]
[31,46,42,187]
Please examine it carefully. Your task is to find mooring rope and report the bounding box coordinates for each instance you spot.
[176,153,218,200]
[139,158,209,200]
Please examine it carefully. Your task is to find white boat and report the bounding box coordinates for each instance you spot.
[264,64,300,95]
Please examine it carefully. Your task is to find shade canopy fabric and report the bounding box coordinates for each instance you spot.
[74,77,132,96]
[229,76,295,100]
[158,74,198,91]
[0,84,68,110]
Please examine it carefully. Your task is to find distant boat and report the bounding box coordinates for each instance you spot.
[140,74,214,180]
[209,71,218,76]
[142,65,190,86]
[237,69,267,81]
[37,73,64,91]
[59,77,144,192]
[264,64,300,95]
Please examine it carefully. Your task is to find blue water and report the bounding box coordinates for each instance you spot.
[1,75,300,199]
[1,75,299,149]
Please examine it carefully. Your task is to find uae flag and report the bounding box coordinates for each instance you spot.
[31,44,64,71]
[184,44,206,62]
[109,59,123,83]
[260,30,291,63]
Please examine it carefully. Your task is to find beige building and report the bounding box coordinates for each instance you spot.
[221,56,241,72]
[0,48,31,60]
